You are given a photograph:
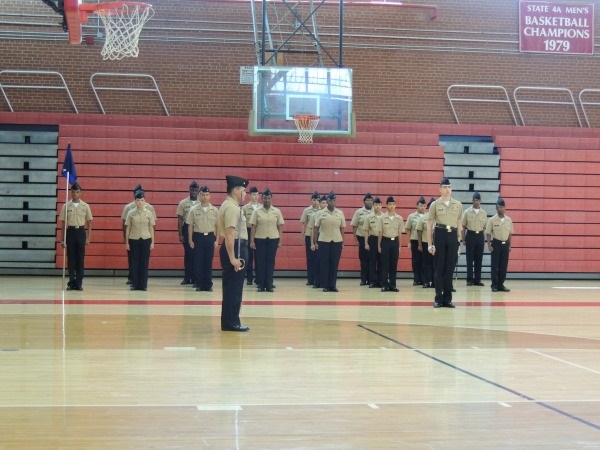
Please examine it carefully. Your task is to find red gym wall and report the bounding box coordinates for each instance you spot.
[1,0,599,274]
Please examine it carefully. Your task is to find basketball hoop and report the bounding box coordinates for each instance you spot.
[80,2,154,60]
[293,114,320,144]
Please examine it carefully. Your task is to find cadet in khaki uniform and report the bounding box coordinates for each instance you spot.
[461,191,487,286]
[310,195,328,289]
[362,197,383,288]
[125,190,155,291]
[377,196,404,292]
[417,197,435,289]
[187,186,219,292]
[59,182,93,291]
[250,188,285,292]
[242,186,260,285]
[313,192,346,292]
[300,191,320,286]
[405,196,427,286]
[485,197,514,293]
[122,184,157,284]
[176,180,199,285]
[219,175,250,332]
[350,193,374,286]
[427,177,463,308]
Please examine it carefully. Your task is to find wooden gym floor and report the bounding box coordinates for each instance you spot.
[1,276,599,449]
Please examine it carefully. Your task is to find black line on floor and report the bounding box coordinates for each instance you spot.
[358,324,600,431]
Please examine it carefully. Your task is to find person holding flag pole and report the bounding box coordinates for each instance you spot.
[59,144,93,291]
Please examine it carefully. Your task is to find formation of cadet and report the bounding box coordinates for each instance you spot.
[350,193,374,285]
[313,192,346,292]
[187,186,219,292]
[249,189,285,292]
[486,198,513,292]
[405,197,427,286]
[176,181,199,285]
[59,182,93,291]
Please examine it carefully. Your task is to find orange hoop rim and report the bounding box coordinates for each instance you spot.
[293,114,320,121]
[80,2,153,16]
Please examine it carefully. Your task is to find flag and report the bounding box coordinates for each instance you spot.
[61,144,77,184]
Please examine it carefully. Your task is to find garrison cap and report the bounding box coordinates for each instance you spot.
[496,197,506,207]
[363,192,373,201]
[311,191,320,200]
[225,175,249,190]
[189,181,199,189]
[327,191,336,200]
[199,186,210,193]
[133,184,143,193]
[386,196,395,204]
[417,196,426,205]
[473,191,481,200]
[70,182,81,191]
[319,195,327,202]
[427,197,435,208]
[134,189,145,199]
[249,186,259,194]
[373,197,382,204]
[262,188,272,196]
[440,177,451,186]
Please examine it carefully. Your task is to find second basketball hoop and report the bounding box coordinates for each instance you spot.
[293,114,320,144]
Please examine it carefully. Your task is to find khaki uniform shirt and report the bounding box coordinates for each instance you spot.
[250,206,285,239]
[176,197,199,223]
[218,197,248,240]
[428,198,463,227]
[186,204,219,234]
[60,200,93,227]
[126,207,155,240]
[242,202,260,227]
[361,212,382,237]
[379,212,405,239]
[485,215,514,242]
[301,205,320,237]
[405,212,424,240]
[315,208,346,243]
[122,201,157,221]
[462,206,488,233]
[350,207,372,236]
[416,214,429,244]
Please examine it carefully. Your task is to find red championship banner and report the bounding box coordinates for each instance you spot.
[519,1,594,54]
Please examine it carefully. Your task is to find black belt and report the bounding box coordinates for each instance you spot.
[435,225,457,232]
[194,231,215,236]
[493,238,508,245]
[467,229,482,234]
[382,236,398,241]
[68,226,84,229]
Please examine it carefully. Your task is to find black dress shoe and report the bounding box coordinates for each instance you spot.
[126,280,132,285]
[474,282,485,286]
[130,286,137,291]
[313,285,321,289]
[368,283,380,288]
[389,287,399,292]
[322,288,329,292]
[422,283,430,289]
[452,288,456,292]
[140,288,147,291]
[266,288,274,292]
[306,282,313,286]
[76,286,83,291]
[492,287,498,292]
[444,302,456,308]
[360,281,367,286]
[330,288,339,292]
[381,287,389,292]
[66,286,74,291]
[246,280,253,285]
[433,302,442,308]
[221,324,249,332]
[413,281,421,286]
[257,288,265,292]
[467,281,474,286]
[181,280,191,285]
[498,286,510,292]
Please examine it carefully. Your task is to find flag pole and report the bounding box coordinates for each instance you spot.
[62,170,69,293]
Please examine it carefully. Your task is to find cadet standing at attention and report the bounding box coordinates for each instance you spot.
[310,195,328,289]
[122,184,156,285]
[427,177,463,308]
[350,193,374,286]
[405,196,427,286]
[187,186,219,292]
[218,175,250,332]
[363,197,383,288]
[242,186,260,286]
[377,196,404,292]
[461,191,487,286]
[59,182,93,291]
[125,189,155,291]
[300,191,321,286]
[417,198,435,289]
[176,180,199,286]
[486,197,514,293]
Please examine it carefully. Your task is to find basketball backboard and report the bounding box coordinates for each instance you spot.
[249,66,354,138]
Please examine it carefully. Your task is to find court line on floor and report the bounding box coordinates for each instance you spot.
[526,349,600,375]
[358,324,600,432]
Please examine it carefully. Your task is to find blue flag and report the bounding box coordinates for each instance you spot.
[61,144,77,184]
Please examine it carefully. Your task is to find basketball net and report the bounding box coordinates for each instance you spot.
[94,2,155,60]
[293,114,320,144]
